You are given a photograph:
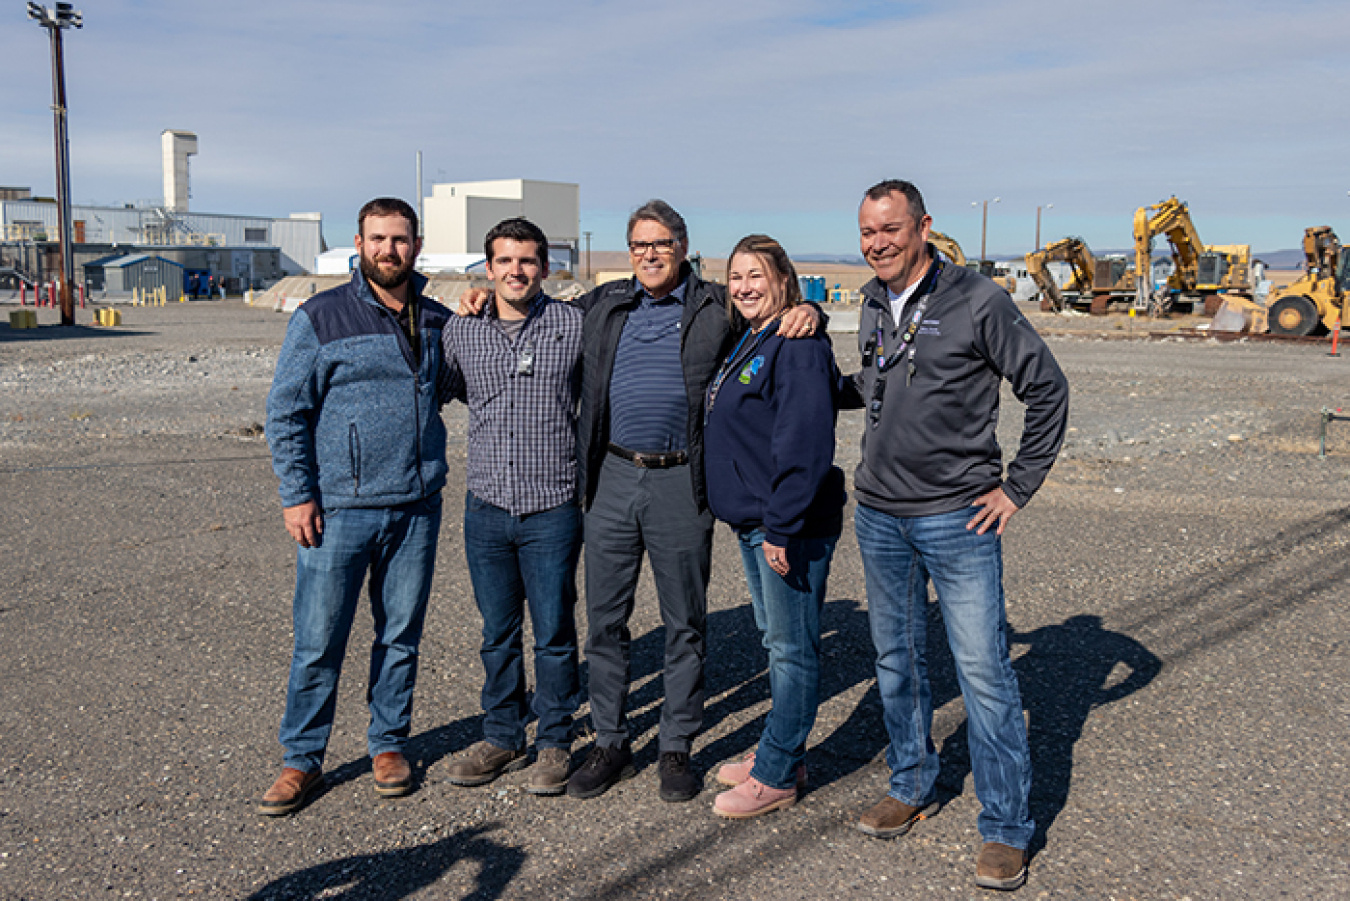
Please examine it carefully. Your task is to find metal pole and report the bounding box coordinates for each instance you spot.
[48,23,76,325]
[415,150,424,237]
[583,230,592,282]
[1035,206,1042,251]
[980,200,989,262]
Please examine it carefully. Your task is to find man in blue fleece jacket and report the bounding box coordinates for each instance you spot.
[260,198,450,815]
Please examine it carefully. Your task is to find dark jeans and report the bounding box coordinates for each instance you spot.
[464,493,582,750]
[737,528,838,791]
[278,493,441,772]
[584,453,713,753]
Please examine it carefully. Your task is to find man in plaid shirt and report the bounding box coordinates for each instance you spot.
[437,218,585,795]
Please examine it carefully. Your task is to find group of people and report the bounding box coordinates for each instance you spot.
[261,180,1069,892]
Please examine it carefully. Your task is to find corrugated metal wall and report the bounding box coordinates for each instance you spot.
[0,201,321,275]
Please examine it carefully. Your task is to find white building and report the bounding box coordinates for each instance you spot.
[423,179,579,274]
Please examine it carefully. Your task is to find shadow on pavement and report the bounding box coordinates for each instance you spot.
[244,825,523,901]
[324,713,484,793]
[612,597,885,783]
[0,323,151,343]
[934,614,1161,853]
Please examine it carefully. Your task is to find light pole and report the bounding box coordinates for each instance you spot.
[27,1,83,326]
[583,230,592,282]
[1035,203,1053,251]
[972,197,1000,263]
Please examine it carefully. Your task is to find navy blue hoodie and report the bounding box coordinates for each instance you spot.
[703,322,846,544]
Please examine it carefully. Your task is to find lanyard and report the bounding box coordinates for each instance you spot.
[706,320,774,421]
[871,260,941,374]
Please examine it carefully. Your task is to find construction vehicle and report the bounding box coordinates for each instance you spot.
[1263,226,1348,336]
[1025,237,1138,313]
[1025,237,1095,311]
[930,230,966,266]
[929,230,1018,293]
[1133,197,1252,315]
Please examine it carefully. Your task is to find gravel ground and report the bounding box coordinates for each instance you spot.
[2,300,1349,900]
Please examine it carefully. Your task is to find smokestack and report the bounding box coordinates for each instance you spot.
[161,130,198,212]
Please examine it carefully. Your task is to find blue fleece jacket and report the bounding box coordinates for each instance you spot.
[703,324,846,544]
[266,269,450,510]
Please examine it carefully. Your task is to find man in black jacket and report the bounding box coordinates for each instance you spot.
[845,180,1068,892]
[566,201,820,802]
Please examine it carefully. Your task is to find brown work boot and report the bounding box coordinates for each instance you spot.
[856,795,940,838]
[975,842,1028,891]
[372,751,413,797]
[524,747,572,796]
[257,767,323,816]
[441,740,527,787]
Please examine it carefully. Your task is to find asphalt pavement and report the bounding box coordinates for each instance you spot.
[1,301,1348,900]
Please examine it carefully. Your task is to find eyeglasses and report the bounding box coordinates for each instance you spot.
[628,239,680,256]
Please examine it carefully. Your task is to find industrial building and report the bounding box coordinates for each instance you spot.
[422,179,579,275]
[0,130,324,296]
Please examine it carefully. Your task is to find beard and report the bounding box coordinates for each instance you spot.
[359,251,415,290]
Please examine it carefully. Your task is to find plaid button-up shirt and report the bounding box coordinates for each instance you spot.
[439,294,584,516]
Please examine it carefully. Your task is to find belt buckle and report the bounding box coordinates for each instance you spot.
[632,454,649,469]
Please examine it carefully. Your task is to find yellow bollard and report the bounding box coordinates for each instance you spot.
[132,287,139,306]
[9,309,38,329]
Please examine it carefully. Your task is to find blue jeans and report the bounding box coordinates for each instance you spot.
[464,493,581,750]
[738,528,838,791]
[278,493,442,773]
[854,502,1034,849]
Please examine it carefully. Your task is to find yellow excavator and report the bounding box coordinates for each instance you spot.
[1133,197,1252,314]
[1025,237,1095,312]
[930,230,1018,293]
[1264,226,1348,336]
[1025,237,1138,313]
[930,230,967,266]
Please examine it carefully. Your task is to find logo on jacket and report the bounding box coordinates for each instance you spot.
[738,356,764,384]
[919,318,941,337]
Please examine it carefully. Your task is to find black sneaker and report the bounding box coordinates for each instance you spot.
[658,751,701,802]
[565,743,634,800]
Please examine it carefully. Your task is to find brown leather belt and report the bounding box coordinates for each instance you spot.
[608,442,688,469]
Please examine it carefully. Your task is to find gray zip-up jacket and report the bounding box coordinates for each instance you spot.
[844,255,1068,517]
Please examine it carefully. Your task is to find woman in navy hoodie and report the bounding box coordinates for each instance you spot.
[704,234,846,818]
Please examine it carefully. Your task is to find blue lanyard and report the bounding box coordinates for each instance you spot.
[706,320,774,420]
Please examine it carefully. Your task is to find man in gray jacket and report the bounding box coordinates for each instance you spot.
[845,180,1068,892]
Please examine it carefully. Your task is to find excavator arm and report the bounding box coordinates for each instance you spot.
[929,230,967,267]
[1135,197,1205,305]
[1025,237,1095,312]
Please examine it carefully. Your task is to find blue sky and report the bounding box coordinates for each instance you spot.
[3,0,1349,258]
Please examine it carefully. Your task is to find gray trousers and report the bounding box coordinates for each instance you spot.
[584,452,713,753]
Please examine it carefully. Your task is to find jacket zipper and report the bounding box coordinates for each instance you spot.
[349,424,361,495]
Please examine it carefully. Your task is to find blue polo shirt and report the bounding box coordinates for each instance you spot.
[608,279,688,453]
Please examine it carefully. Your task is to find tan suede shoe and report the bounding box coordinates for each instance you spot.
[855,795,939,838]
